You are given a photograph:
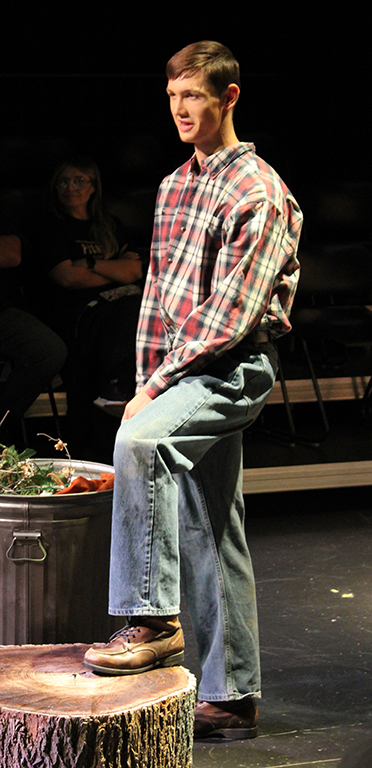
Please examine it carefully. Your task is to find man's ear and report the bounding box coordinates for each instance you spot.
[223,83,240,111]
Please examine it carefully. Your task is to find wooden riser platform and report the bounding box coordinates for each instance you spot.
[243,459,372,494]
[23,376,371,419]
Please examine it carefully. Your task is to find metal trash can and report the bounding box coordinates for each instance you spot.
[0,459,117,645]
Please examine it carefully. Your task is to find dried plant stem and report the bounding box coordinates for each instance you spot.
[37,433,72,462]
[0,410,10,429]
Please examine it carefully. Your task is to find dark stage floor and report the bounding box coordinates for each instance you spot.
[182,485,372,767]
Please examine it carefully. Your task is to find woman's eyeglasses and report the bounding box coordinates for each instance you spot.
[56,176,94,190]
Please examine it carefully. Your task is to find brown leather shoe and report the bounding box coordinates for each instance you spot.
[83,616,184,675]
[194,697,258,740]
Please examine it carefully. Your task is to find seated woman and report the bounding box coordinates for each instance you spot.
[27,157,143,461]
[0,233,67,448]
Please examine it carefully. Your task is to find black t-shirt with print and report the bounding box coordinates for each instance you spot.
[26,212,131,325]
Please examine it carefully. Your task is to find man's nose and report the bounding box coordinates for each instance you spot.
[173,97,187,115]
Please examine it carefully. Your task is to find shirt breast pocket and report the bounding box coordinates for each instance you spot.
[155,205,176,227]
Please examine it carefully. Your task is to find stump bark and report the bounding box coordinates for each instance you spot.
[0,644,196,768]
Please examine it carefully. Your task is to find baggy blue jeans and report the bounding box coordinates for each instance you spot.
[110,342,278,701]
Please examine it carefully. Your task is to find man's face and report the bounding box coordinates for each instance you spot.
[166,72,227,157]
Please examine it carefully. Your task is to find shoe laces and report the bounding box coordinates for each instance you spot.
[109,624,143,643]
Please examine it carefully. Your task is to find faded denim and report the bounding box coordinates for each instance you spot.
[110,342,278,701]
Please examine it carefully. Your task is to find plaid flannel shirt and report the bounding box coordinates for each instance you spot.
[136,142,303,399]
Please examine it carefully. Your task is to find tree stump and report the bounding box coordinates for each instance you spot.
[0,644,196,768]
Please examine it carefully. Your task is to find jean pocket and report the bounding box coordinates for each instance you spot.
[239,349,277,419]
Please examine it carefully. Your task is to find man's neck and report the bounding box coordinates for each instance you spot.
[194,127,239,168]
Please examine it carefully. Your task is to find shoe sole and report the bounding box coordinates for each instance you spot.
[194,725,258,741]
[83,650,185,676]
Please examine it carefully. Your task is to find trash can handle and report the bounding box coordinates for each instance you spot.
[6,530,47,563]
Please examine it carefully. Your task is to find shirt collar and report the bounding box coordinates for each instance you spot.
[189,142,256,179]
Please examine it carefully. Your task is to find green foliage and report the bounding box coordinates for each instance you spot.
[0,443,71,496]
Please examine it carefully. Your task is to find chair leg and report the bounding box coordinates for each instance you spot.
[299,337,330,442]
[276,353,297,445]
[47,384,63,440]
[20,417,29,448]
[257,353,297,447]
[361,375,372,422]
[254,339,330,447]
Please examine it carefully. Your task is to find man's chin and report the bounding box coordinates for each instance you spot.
[177,130,195,144]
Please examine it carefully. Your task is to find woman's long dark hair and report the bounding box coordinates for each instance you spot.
[50,157,119,258]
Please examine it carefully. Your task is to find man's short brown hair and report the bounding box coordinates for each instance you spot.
[166,41,241,96]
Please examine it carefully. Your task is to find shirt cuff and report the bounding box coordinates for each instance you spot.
[142,371,169,400]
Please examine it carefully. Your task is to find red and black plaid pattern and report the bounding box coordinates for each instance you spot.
[136,143,303,398]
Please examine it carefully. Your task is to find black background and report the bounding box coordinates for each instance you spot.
[1,2,370,245]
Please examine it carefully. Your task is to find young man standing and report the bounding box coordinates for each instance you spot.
[84,41,303,739]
